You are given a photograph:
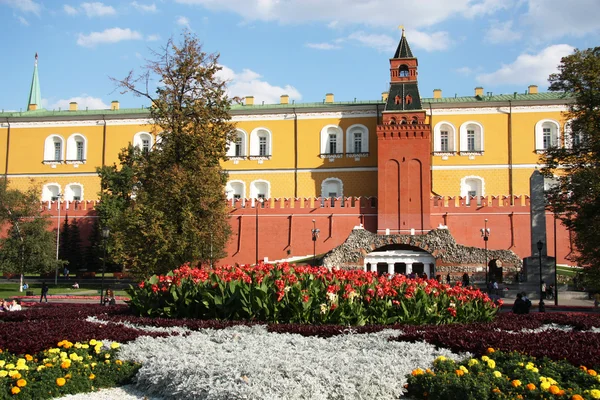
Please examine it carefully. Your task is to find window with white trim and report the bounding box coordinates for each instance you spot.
[321,178,344,207]
[460,176,484,205]
[459,122,484,155]
[320,125,343,159]
[226,181,245,200]
[249,128,271,159]
[328,133,337,154]
[564,121,584,149]
[345,124,369,157]
[534,120,560,153]
[65,184,83,201]
[65,134,87,164]
[433,122,457,156]
[43,135,65,163]
[250,180,270,199]
[133,132,154,153]
[226,130,247,159]
[42,184,61,202]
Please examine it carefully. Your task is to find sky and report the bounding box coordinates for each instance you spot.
[0,0,599,112]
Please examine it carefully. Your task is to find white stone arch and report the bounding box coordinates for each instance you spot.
[320,125,343,155]
[249,127,272,157]
[154,131,165,149]
[321,177,343,198]
[563,119,583,149]
[433,121,457,153]
[459,121,484,153]
[133,131,154,153]
[226,180,246,200]
[66,133,87,162]
[460,175,485,204]
[250,179,270,199]
[364,249,435,277]
[43,135,65,162]
[227,129,248,157]
[42,183,61,201]
[345,124,369,154]
[535,119,560,151]
[64,183,84,201]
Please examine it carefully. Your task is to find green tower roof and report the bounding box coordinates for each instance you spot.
[27,53,42,110]
[393,30,414,59]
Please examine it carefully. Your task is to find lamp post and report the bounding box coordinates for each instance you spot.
[55,193,63,285]
[480,219,490,288]
[311,219,320,266]
[100,226,110,305]
[255,197,263,265]
[537,240,545,312]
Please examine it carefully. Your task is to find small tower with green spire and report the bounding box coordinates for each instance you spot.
[27,53,42,111]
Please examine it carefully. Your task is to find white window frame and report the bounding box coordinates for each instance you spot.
[64,183,84,201]
[563,120,583,149]
[42,183,61,202]
[226,180,246,201]
[345,124,369,159]
[65,133,87,164]
[433,121,457,157]
[459,121,484,156]
[320,125,343,160]
[534,119,560,153]
[320,177,344,207]
[249,128,272,161]
[43,135,65,165]
[460,176,485,205]
[226,129,248,161]
[249,179,270,199]
[133,132,154,153]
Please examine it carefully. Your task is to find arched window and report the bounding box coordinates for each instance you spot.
[399,65,409,77]
[42,184,61,202]
[400,117,407,125]
[389,117,397,125]
[563,120,583,149]
[460,176,485,205]
[346,124,369,155]
[433,121,457,154]
[320,125,343,158]
[133,132,153,154]
[226,180,246,200]
[250,180,270,199]
[66,134,87,163]
[227,129,247,159]
[43,135,65,163]
[321,178,343,206]
[459,121,484,154]
[535,119,560,152]
[411,116,418,124]
[65,183,83,201]
[249,128,272,159]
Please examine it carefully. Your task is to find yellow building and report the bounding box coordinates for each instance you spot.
[0,38,571,205]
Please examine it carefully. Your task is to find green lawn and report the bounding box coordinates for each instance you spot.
[0,283,130,299]
[557,265,583,277]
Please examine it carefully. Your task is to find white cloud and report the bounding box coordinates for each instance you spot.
[176,16,190,28]
[173,0,487,28]
[0,0,41,15]
[463,0,513,18]
[63,4,78,15]
[146,34,160,41]
[456,67,473,76]
[476,44,575,87]
[43,96,109,111]
[409,30,451,51]
[525,0,600,39]
[485,20,521,44]
[216,65,302,105]
[77,27,143,47]
[348,31,396,53]
[18,16,29,25]
[305,42,341,50]
[131,1,157,12]
[81,2,116,17]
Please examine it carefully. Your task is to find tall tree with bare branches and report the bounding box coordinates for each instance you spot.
[98,32,236,277]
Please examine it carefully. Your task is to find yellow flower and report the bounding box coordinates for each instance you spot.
[74,343,82,349]
[36,365,45,372]
[590,389,600,399]
[61,360,71,369]
[8,371,20,379]
[526,362,535,370]
[16,379,26,387]
[16,359,26,366]
[0,360,5,367]
[104,360,110,364]
[468,359,479,366]
[91,363,97,368]
[459,366,469,374]
[81,344,89,349]
[60,352,67,359]
[532,367,539,373]
[104,353,111,359]
[512,380,521,387]
[5,364,14,370]
[11,387,20,395]
[434,356,447,363]
[0,370,7,377]
[481,356,489,362]
[110,342,120,349]
[89,339,97,346]
[89,374,95,380]
[487,359,496,369]
[56,377,66,386]
[493,371,502,378]
[541,382,551,391]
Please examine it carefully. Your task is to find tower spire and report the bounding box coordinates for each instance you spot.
[27,53,42,111]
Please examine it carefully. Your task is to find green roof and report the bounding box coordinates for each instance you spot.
[27,55,42,109]
[421,92,572,103]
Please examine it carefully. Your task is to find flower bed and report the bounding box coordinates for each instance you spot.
[128,263,500,325]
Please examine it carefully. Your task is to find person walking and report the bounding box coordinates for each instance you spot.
[40,281,48,303]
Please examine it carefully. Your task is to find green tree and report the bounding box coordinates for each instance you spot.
[0,181,64,287]
[541,47,600,284]
[101,31,235,277]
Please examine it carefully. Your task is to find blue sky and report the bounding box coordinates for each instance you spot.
[0,0,598,111]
